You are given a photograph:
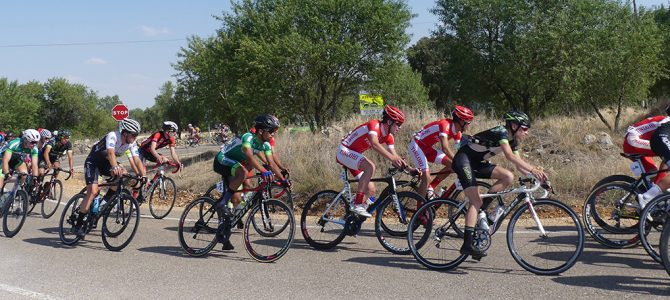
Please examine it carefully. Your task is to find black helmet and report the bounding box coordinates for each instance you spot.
[57,129,71,139]
[503,110,531,128]
[254,114,280,131]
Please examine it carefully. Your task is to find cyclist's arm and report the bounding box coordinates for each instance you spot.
[168,145,181,166]
[439,135,455,161]
[2,151,10,175]
[43,145,53,167]
[242,146,267,174]
[67,150,74,171]
[370,134,397,161]
[261,147,285,181]
[131,156,145,177]
[30,154,39,175]
[501,143,545,180]
[107,148,121,170]
[149,141,162,162]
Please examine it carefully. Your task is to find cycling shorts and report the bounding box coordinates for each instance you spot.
[408,139,448,171]
[335,145,364,178]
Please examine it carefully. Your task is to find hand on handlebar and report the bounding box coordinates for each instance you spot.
[261,170,274,182]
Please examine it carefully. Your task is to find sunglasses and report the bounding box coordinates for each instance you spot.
[29,141,38,145]
[520,126,530,131]
[130,133,139,137]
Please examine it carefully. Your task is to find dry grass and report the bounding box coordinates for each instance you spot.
[169,106,654,209]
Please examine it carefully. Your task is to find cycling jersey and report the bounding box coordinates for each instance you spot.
[216,132,271,167]
[140,131,175,152]
[340,119,394,153]
[89,131,139,159]
[337,120,394,176]
[1,138,39,173]
[248,127,276,147]
[623,116,670,175]
[43,139,72,160]
[409,119,462,170]
[452,125,519,189]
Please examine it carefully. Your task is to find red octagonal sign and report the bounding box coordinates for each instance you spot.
[111,104,129,121]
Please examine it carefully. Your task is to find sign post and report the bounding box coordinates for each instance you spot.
[111,104,129,121]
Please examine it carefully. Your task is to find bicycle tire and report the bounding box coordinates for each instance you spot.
[638,194,670,264]
[408,198,468,270]
[660,218,670,277]
[149,177,177,219]
[270,183,294,210]
[507,199,584,275]
[101,193,140,251]
[251,199,291,237]
[3,190,29,237]
[41,180,63,219]
[582,181,640,248]
[375,191,429,255]
[58,193,85,245]
[300,190,348,250]
[27,194,37,215]
[178,196,219,257]
[244,199,294,262]
[587,174,639,193]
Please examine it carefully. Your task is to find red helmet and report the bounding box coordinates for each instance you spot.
[452,105,474,122]
[382,105,405,124]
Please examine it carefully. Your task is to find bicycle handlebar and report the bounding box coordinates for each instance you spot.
[152,161,181,174]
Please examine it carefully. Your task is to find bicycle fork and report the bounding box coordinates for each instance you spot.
[524,196,547,237]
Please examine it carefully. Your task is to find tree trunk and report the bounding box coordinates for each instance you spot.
[590,99,612,131]
[614,94,623,131]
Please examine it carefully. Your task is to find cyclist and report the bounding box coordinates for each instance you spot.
[630,109,670,208]
[452,111,547,258]
[187,124,200,146]
[213,114,285,250]
[409,106,474,199]
[137,121,183,168]
[249,115,289,174]
[73,119,145,237]
[0,129,40,191]
[336,105,407,218]
[36,129,53,177]
[42,129,75,180]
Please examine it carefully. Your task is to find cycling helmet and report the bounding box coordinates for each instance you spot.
[452,105,474,122]
[120,118,141,134]
[382,105,405,124]
[188,123,193,128]
[57,129,71,139]
[21,129,41,143]
[162,121,178,132]
[40,129,52,139]
[503,110,531,128]
[254,114,280,130]
[269,115,280,128]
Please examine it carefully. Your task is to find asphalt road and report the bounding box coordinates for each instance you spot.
[0,144,669,299]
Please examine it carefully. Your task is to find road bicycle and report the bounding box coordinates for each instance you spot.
[26,167,71,219]
[659,218,670,277]
[583,153,658,248]
[204,170,294,210]
[407,175,584,275]
[637,193,670,264]
[1,171,31,237]
[301,167,432,255]
[178,174,294,262]
[135,161,180,219]
[58,173,144,251]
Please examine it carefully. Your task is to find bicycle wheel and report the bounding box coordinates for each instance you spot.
[101,193,140,251]
[375,191,428,255]
[41,180,63,219]
[638,194,670,264]
[244,199,294,262]
[27,195,37,215]
[251,198,291,237]
[204,183,222,200]
[583,182,640,248]
[58,193,85,245]
[588,174,639,193]
[178,196,219,257]
[300,190,348,250]
[149,177,177,219]
[3,190,29,237]
[507,199,584,275]
[660,219,670,277]
[270,184,294,210]
[407,198,468,270]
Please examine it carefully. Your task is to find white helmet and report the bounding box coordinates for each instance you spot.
[22,129,41,143]
[40,129,52,139]
[120,118,141,134]
[162,121,178,132]
[188,123,193,128]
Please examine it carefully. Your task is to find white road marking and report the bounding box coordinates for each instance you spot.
[0,283,63,300]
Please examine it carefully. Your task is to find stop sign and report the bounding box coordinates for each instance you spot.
[111,104,129,121]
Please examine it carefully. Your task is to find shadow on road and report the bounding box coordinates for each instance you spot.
[23,237,106,251]
[552,275,670,296]
[136,246,255,263]
[344,255,434,271]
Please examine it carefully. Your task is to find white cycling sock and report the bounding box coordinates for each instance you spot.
[642,184,662,200]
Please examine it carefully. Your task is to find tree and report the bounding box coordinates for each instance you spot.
[0,78,41,131]
[174,0,414,130]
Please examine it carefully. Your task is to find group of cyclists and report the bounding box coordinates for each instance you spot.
[3,102,670,274]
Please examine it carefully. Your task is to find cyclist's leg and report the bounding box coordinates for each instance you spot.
[452,150,486,257]
[427,148,453,194]
[52,160,61,179]
[408,139,431,198]
[642,130,670,206]
[336,145,371,216]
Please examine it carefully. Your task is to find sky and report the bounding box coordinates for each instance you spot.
[1,0,668,110]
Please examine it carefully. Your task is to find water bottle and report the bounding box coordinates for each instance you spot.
[489,205,505,223]
[436,187,446,199]
[365,196,377,206]
[478,211,490,231]
[91,196,101,214]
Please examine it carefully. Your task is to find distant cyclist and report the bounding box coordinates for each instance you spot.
[0,129,40,192]
[42,129,75,180]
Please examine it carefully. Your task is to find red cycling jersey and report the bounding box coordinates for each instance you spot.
[340,119,394,153]
[413,119,461,147]
[624,116,670,155]
[140,131,175,152]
